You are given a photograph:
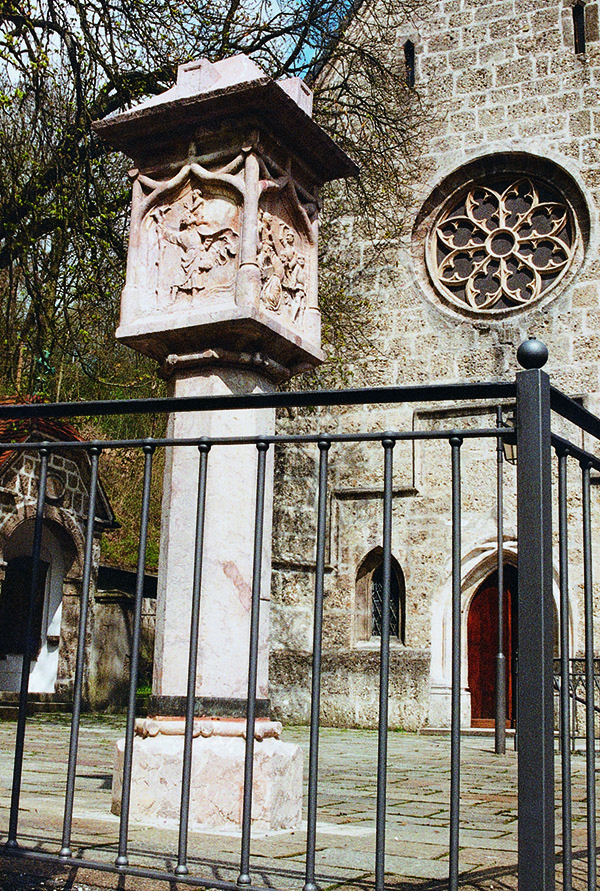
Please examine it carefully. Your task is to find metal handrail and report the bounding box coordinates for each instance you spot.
[0,380,515,420]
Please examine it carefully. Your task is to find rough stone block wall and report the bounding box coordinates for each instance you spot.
[270,0,600,729]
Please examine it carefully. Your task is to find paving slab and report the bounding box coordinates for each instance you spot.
[0,717,594,890]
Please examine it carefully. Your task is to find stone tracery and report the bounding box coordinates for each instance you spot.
[431,177,576,312]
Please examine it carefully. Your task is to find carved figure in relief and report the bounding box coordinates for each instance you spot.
[289,255,307,323]
[260,244,285,311]
[257,209,307,324]
[279,229,298,279]
[150,188,239,301]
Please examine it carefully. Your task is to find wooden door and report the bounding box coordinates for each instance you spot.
[467,566,517,727]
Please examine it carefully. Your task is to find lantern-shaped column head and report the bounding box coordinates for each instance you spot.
[93,54,357,380]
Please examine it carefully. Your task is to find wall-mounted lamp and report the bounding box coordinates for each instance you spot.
[501,411,517,465]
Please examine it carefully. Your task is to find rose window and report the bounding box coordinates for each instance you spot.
[430,178,576,313]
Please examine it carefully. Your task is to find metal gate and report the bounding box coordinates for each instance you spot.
[0,341,597,891]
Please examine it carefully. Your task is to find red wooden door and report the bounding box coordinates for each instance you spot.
[467,566,517,727]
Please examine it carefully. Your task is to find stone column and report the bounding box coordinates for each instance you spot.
[152,366,275,712]
[93,52,357,831]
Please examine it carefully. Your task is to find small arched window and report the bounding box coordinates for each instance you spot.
[371,562,404,639]
[355,549,406,644]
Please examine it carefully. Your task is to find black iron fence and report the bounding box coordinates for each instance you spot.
[0,343,598,891]
[554,658,600,750]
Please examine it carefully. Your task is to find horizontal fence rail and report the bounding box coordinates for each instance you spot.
[0,381,517,421]
[0,369,598,891]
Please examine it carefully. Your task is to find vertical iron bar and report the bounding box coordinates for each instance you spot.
[375,436,394,891]
[60,446,101,858]
[513,654,519,753]
[571,672,576,753]
[557,447,572,891]
[303,437,330,891]
[516,367,554,891]
[237,440,268,887]
[175,442,210,876]
[6,447,49,849]
[581,460,596,891]
[448,436,462,891]
[495,408,506,755]
[116,442,155,868]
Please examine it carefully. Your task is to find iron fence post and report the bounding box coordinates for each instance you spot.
[556,445,572,891]
[448,435,463,891]
[237,439,269,887]
[580,459,597,891]
[6,447,49,849]
[495,406,506,755]
[176,440,210,876]
[374,435,395,891]
[115,440,155,869]
[515,343,555,891]
[60,445,101,859]
[304,437,331,891]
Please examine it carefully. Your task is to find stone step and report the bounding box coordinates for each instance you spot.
[0,691,70,703]
[0,693,150,720]
[0,694,73,720]
[421,726,517,736]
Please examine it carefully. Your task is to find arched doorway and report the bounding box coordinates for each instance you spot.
[467,565,518,728]
[0,519,73,693]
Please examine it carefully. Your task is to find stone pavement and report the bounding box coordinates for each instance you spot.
[0,716,594,890]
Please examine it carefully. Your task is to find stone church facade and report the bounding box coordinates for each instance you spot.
[269,0,600,729]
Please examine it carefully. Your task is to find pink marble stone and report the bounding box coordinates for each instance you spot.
[152,367,274,702]
[112,734,303,830]
[98,52,355,832]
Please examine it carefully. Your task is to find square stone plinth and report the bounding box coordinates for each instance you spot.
[111,734,302,830]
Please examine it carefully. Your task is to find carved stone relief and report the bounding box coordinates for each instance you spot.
[145,185,240,306]
[117,138,322,364]
[258,208,309,328]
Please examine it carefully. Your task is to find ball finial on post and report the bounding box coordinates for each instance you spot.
[517,337,548,369]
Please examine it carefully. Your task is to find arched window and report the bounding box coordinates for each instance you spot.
[573,1,586,54]
[371,562,404,639]
[355,549,406,644]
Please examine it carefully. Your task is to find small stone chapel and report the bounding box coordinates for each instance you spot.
[0,400,145,710]
[269,0,600,729]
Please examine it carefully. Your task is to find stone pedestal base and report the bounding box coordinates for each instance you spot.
[111,719,302,831]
